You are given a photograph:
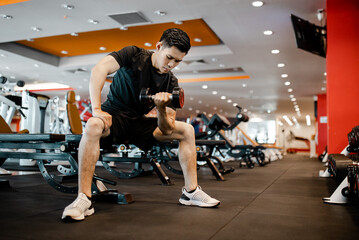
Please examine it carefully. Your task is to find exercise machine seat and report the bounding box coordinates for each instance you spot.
[66,91,83,134]
[0,115,29,134]
[0,115,12,133]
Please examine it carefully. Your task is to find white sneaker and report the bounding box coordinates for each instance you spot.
[179,186,220,207]
[62,193,94,222]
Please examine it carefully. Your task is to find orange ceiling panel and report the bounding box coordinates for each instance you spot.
[0,0,29,6]
[17,19,221,57]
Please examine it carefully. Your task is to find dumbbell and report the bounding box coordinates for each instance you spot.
[139,87,184,108]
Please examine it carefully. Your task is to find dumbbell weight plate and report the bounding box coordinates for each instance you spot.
[139,88,154,108]
[171,87,184,108]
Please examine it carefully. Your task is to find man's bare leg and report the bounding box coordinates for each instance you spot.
[154,121,197,191]
[78,117,110,197]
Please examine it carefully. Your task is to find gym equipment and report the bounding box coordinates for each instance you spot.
[139,87,184,108]
[199,106,267,168]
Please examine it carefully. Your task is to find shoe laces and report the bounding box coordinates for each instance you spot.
[186,186,212,203]
[70,193,91,210]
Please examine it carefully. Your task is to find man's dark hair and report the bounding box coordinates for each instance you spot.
[160,28,191,54]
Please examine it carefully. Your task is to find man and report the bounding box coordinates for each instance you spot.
[62,28,220,222]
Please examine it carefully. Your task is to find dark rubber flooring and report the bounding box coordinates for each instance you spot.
[1,155,359,240]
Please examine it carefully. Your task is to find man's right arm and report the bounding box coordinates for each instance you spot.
[89,55,120,130]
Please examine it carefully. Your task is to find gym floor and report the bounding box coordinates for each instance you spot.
[1,155,359,240]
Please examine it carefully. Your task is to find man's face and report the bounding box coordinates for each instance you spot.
[156,43,186,74]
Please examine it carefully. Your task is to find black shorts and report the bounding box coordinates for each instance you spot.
[101,113,158,151]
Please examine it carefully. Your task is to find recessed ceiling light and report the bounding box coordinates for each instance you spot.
[324,72,327,76]
[233,103,238,107]
[249,90,254,94]
[277,63,285,67]
[144,42,152,47]
[194,38,202,42]
[198,100,202,104]
[26,38,34,42]
[5,66,11,70]
[174,21,183,25]
[242,83,247,87]
[291,98,296,101]
[189,97,194,101]
[281,74,288,78]
[289,95,294,98]
[212,91,218,95]
[154,10,166,16]
[219,64,225,68]
[202,85,208,89]
[188,107,193,111]
[99,46,107,51]
[213,107,217,110]
[2,15,13,19]
[284,81,291,86]
[31,27,42,32]
[61,50,68,54]
[288,88,293,92]
[0,53,7,57]
[252,1,264,7]
[321,87,326,91]
[271,49,280,54]
[70,32,78,36]
[88,19,99,24]
[120,26,128,30]
[211,58,218,62]
[61,4,75,10]
[263,30,273,35]
[227,99,232,103]
[34,64,40,68]
[221,96,226,100]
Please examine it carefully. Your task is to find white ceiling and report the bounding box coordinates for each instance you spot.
[0,0,327,122]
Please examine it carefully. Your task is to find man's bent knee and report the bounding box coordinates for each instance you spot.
[84,117,106,137]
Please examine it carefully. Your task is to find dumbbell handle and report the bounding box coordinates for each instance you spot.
[139,87,184,108]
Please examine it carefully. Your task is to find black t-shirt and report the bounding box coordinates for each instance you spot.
[101,46,179,117]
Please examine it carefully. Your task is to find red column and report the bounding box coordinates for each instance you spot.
[326,0,359,153]
[316,94,327,155]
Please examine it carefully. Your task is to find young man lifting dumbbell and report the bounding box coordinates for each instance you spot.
[62,28,220,222]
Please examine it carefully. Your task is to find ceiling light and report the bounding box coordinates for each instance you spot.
[249,90,254,94]
[61,50,68,54]
[242,83,247,87]
[289,95,294,98]
[227,99,232,103]
[211,58,218,62]
[291,98,296,101]
[252,1,264,7]
[324,72,327,76]
[321,87,326,91]
[277,63,285,67]
[202,85,208,89]
[5,66,10,70]
[188,107,193,111]
[267,110,271,113]
[284,81,291,86]
[306,115,311,126]
[233,103,238,107]
[31,27,42,32]
[189,97,194,101]
[221,96,226,100]
[212,91,218,95]
[219,64,225,68]
[144,42,152,47]
[154,10,167,16]
[198,100,202,104]
[120,26,128,30]
[243,108,248,112]
[271,49,280,54]
[281,74,288,78]
[0,53,7,57]
[196,110,200,114]
[34,64,40,68]
[194,38,202,42]
[61,4,75,10]
[174,21,183,25]
[26,38,34,42]
[263,30,273,35]
[2,15,13,19]
[288,88,293,92]
[70,32,78,36]
[88,19,99,24]
[283,115,293,126]
[99,46,107,51]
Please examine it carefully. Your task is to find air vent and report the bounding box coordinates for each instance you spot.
[108,12,150,26]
